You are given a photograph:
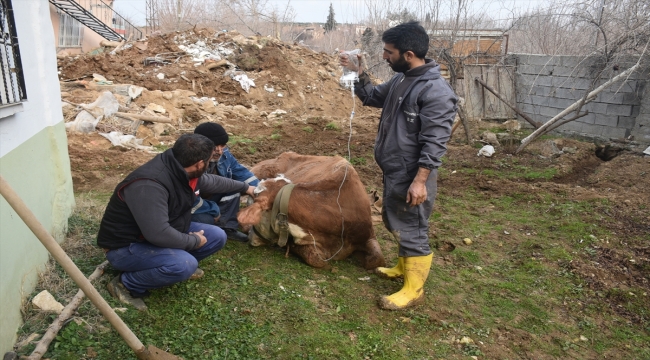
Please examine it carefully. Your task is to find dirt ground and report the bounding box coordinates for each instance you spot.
[60,28,649,356]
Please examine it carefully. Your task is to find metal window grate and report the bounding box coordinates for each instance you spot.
[0,0,26,105]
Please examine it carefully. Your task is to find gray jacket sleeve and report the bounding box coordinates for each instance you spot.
[354,72,395,108]
[199,173,249,195]
[417,83,457,169]
[122,180,201,251]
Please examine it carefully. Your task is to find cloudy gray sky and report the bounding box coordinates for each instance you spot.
[114,0,549,27]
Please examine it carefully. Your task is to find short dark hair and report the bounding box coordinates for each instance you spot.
[381,21,429,59]
[172,134,214,167]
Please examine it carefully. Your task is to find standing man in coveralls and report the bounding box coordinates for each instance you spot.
[342,21,457,310]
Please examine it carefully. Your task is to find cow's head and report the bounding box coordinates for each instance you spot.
[238,175,292,245]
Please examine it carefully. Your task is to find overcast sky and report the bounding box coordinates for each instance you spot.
[114,0,550,27]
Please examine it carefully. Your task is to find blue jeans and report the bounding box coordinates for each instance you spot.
[105,222,225,296]
[192,193,241,230]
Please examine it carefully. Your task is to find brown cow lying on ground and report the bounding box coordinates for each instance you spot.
[237,152,386,269]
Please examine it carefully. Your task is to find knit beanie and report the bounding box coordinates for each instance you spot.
[194,122,229,146]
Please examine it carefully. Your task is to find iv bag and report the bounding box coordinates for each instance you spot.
[339,49,361,89]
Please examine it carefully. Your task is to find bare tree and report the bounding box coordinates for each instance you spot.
[216,0,296,39]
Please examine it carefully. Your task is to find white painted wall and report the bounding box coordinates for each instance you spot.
[0,0,75,354]
[0,0,64,157]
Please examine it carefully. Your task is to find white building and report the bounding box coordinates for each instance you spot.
[0,0,75,353]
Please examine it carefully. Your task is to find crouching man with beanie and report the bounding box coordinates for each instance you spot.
[193,122,259,242]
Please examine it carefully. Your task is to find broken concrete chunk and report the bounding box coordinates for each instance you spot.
[92,73,108,83]
[205,59,229,70]
[32,290,65,314]
[481,131,500,146]
[539,140,563,157]
[152,123,167,137]
[128,85,144,100]
[201,101,218,114]
[134,42,148,51]
[267,109,287,119]
[503,119,521,131]
[146,103,167,114]
[232,105,251,117]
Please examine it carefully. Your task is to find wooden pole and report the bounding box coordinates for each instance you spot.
[516,63,639,154]
[474,77,541,128]
[457,104,472,144]
[450,118,461,137]
[0,176,180,360]
[115,112,172,123]
[27,261,109,360]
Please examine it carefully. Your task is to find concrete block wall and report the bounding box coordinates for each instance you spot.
[631,85,650,143]
[511,54,649,144]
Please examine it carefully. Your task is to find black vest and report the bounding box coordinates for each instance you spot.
[96,149,194,249]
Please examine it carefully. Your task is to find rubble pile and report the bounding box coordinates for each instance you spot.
[58,28,376,149]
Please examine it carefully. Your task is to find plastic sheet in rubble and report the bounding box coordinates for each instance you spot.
[177,40,235,63]
[99,131,154,152]
[477,145,495,157]
[224,69,256,93]
[65,91,120,133]
[66,110,102,134]
[191,97,218,106]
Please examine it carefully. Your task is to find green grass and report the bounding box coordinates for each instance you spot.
[349,156,367,166]
[229,135,253,145]
[15,170,650,359]
[324,122,339,131]
[302,126,314,133]
[152,143,169,152]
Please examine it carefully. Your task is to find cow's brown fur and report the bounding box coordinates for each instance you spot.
[238,152,386,269]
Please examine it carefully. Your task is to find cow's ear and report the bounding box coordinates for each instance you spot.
[237,202,264,226]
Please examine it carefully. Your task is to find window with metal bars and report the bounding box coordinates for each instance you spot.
[58,12,83,47]
[0,0,26,106]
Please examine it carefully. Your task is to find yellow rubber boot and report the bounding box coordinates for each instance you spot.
[375,257,405,279]
[379,253,433,310]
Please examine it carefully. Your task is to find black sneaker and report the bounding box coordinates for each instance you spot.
[224,228,249,242]
[107,275,148,311]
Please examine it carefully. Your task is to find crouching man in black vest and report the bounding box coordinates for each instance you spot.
[97,134,255,311]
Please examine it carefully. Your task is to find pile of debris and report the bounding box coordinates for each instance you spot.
[58,28,374,150]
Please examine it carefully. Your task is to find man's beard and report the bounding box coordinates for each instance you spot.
[388,55,410,73]
[187,163,208,179]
